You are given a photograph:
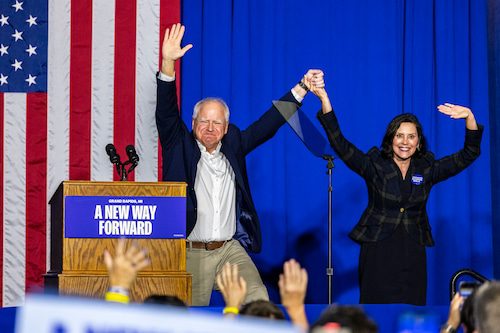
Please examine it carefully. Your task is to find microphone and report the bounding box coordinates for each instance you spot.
[125,145,139,174]
[126,145,139,165]
[105,144,121,165]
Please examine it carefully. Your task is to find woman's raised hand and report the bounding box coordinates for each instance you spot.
[437,103,478,130]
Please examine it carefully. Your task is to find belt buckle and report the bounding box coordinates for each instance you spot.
[205,241,216,251]
[205,241,225,251]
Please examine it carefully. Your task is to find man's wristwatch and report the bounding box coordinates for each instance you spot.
[298,80,309,91]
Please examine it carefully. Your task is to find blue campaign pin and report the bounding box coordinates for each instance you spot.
[411,174,424,185]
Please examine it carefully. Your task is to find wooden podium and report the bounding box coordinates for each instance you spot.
[45,181,191,304]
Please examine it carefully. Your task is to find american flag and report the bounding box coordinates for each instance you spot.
[0,0,180,307]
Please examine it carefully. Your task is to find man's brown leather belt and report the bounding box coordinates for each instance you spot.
[187,240,228,251]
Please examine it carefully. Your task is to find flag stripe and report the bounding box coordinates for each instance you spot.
[135,0,160,182]
[91,1,115,181]
[3,94,27,306]
[25,93,47,293]
[158,0,181,181]
[47,0,71,280]
[69,0,92,180]
[114,0,138,181]
[0,93,4,306]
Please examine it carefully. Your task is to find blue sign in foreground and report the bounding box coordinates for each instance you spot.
[64,196,186,238]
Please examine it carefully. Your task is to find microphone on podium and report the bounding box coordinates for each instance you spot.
[105,144,140,181]
[105,144,121,165]
[126,145,139,166]
[126,145,140,173]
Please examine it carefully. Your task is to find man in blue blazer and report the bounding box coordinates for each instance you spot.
[156,24,324,305]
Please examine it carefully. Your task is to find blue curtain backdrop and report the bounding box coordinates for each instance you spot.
[179,0,492,305]
[488,0,500,281]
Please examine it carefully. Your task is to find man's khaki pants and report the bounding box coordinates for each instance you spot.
[186,239,269,306]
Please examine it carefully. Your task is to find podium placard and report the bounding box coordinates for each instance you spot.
[45,181,191,304]
[64,195,186,238]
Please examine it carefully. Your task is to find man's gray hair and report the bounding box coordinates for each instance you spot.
[192,97,230,122]
[474,281,500,333]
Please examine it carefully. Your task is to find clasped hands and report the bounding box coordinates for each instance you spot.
[301,69,325,91]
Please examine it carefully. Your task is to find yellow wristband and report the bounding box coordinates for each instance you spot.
[223,306,239,315]
[105,291,130,304]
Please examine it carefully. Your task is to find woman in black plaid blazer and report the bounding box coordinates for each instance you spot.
[310,81,483,305]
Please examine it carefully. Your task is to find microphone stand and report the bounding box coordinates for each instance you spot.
[116,160,137,181]
[323,154,335,304]
[120,162,128,181]
[117,161,137,181]
[114,162,122,180]
[271,101,337,303]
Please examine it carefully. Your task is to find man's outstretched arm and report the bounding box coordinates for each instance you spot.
[240,69,324,154]
[156,23,193,150]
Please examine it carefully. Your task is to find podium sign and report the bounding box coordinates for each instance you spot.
[65,196,186,238]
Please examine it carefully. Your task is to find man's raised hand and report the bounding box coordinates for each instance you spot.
[161,23,193,76]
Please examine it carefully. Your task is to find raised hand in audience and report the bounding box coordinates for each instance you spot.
[104,239,150,303]
[216,262,247,316]
[279,259,309,330]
